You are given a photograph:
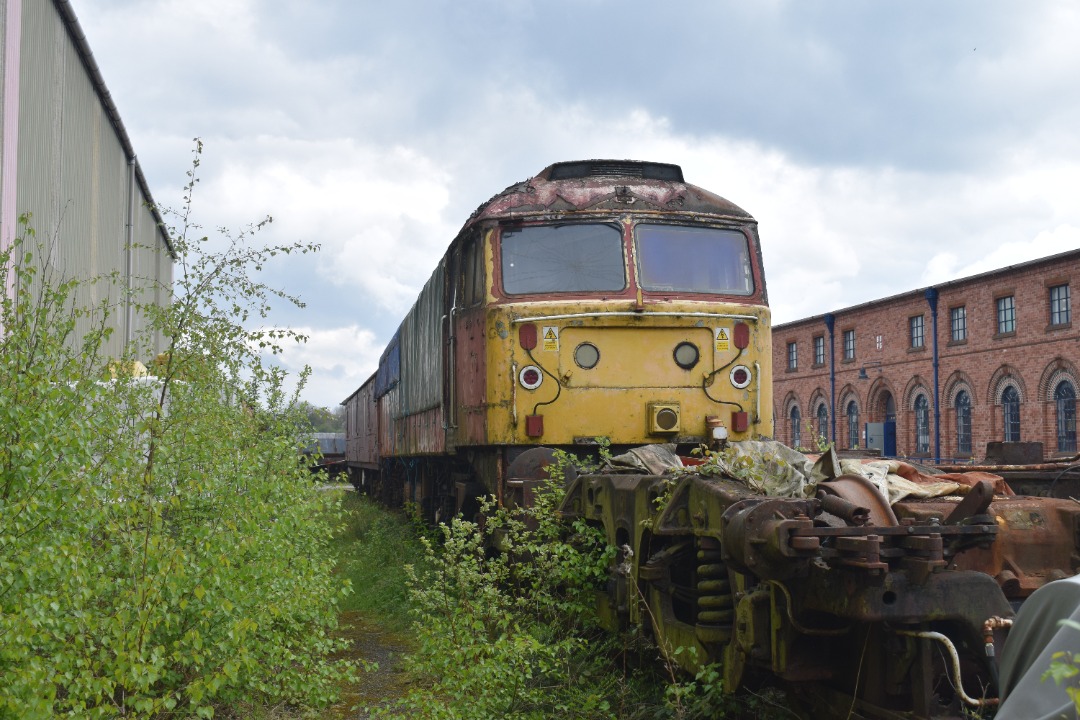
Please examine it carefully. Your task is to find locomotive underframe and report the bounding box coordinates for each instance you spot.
[559,470,1080,718]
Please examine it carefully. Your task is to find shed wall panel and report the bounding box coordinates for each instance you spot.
[12,0,171,361]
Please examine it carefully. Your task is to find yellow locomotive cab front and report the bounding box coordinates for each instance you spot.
[486,300,773,447]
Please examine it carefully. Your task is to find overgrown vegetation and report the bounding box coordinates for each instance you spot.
[299,403,346,434]
[332,492,427,630]
[0,144,355,718]
[1044,619,1080,715]
[364,451,789,720]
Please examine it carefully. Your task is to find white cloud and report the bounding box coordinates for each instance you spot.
[264,324,384,407]
[72,0,1080,407]
[243,95,1080,402]
[192,137,456,314]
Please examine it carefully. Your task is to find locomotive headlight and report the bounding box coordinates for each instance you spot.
[519,365,543,390]
[574,342,600,369]
[729,365,752,389]
[673,342,699,370]
[647,402,681,434]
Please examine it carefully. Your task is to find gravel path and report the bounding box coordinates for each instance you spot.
[326,612,415,719]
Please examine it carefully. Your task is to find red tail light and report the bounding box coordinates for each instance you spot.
[519,365,543,390]
[519,323,537,350]
[734,322,750,349]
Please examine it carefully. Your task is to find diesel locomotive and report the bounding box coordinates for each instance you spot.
[342,160,1080,718]
[343,159,772,517]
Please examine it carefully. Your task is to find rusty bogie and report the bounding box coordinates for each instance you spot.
[559,468,1080,718]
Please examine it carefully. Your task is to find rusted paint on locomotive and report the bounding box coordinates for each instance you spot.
[447,302,487,449]
[461,161,757,237]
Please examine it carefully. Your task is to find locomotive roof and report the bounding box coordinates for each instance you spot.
[455,159,756,242]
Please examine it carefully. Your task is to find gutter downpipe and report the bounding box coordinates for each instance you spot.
[825,313,836,443]
[125,157,135,346]
[925,288,941,463]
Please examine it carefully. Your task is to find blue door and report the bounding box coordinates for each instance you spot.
[883,420,897,457]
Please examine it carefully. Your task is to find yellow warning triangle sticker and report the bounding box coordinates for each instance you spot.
[545,329,557,340]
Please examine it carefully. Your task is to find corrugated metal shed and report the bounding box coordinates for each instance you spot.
[0,0,173,360]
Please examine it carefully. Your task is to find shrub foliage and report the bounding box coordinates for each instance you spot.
[0,145,354,718]
[379,452,794,720]
[381,468,623,719]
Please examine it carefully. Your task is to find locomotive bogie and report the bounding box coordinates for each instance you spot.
[558,468,1066,716]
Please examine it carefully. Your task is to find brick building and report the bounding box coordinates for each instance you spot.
[772,249,1079,462]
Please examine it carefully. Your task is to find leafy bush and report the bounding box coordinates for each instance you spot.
[378,464,623,720]
[0,145,356,718]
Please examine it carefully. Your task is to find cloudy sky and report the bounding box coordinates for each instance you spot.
[74,0,1080,407]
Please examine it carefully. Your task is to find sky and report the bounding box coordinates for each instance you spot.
[73,0,1080,408]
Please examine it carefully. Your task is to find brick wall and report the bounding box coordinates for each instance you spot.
[772,250,1080,461]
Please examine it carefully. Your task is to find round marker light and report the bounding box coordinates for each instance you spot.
[673,342,699,370]
[519,365,543,390]
[655,408,679,431]
[730,365,752,389]
[574,342,600,369]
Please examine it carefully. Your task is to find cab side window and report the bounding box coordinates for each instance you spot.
[463,236,485,306]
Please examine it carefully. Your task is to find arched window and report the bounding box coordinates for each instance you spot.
[816,403,829,443]
[1002,386,1021,442]
[914,395,930,454]
[847,400,860,449]
[790,406,801,448]
[1056,381,1077,453]
[955,391,972,455]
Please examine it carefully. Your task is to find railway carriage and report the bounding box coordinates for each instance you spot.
[343,159,772,518]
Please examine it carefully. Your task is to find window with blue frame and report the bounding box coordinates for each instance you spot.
[955,391,972,455]
[1002,386,1021,442]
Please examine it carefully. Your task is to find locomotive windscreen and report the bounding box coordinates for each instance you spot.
[634,224,754,296]
[501,223,626,294]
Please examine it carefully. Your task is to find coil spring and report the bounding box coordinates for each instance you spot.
[696,536,734,626]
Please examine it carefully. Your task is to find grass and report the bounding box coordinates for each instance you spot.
[331,490,429,630]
